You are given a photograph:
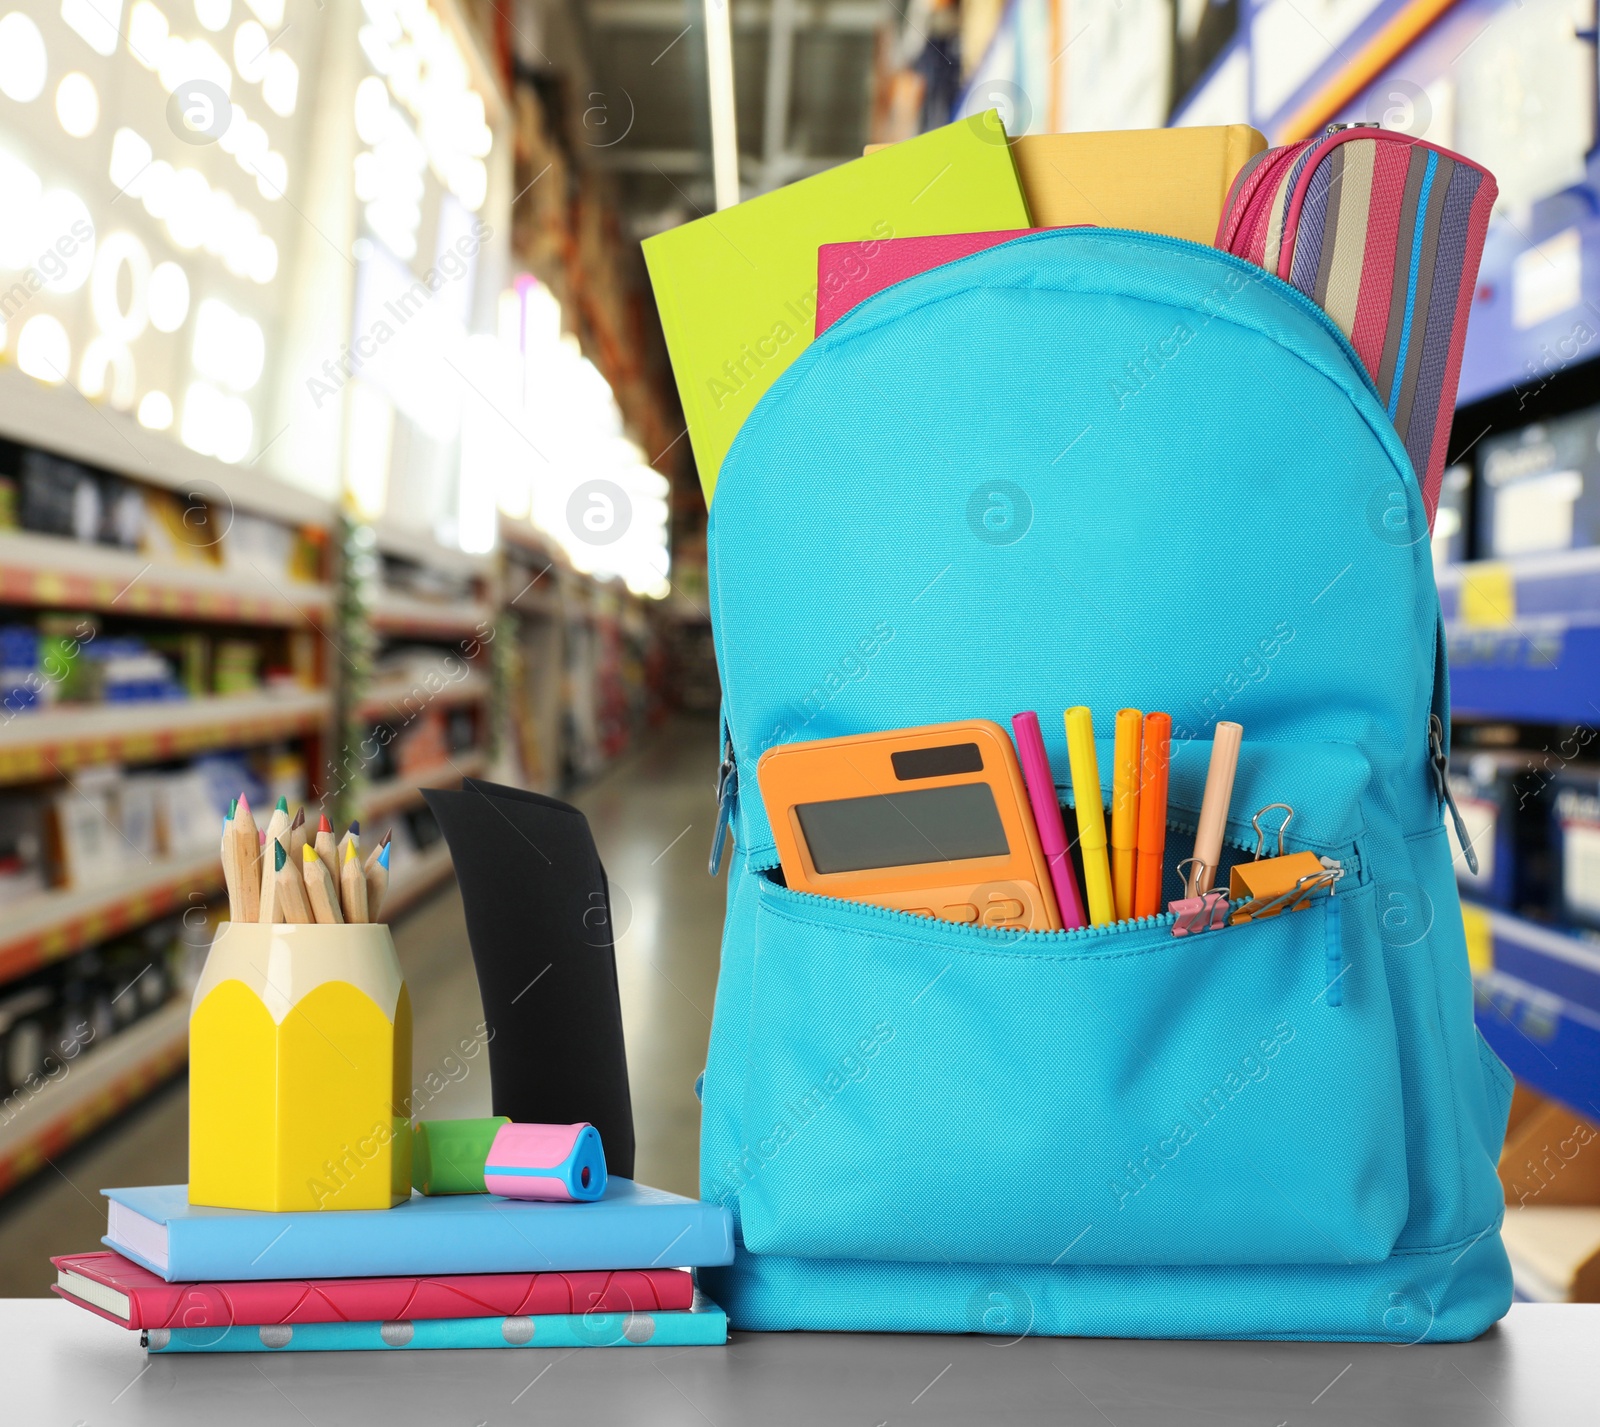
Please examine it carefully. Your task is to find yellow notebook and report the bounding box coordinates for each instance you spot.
[868,125,1266,248]
[645,111,1032,505]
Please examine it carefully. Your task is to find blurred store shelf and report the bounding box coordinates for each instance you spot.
[0,1000,189,1198]
[0,854,223,989]
[370,522,496,580]
[0,367,332,529]
[369,592,496,639]
[354,673,490,723]
[0,690,333,785]
[1443,551,1600,725]
[1469,903,1600,1120]
[359,753,486,820]
[0,532,333,626]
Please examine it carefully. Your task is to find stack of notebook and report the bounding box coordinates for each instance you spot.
[53,1179,735,1353]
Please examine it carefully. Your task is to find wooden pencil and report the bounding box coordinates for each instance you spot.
[364,834,390,922]
[286,805,308,866]
[232,793,261,922]
[274,838,313,924]
[220,811,239,921]
[302,843,344,924]
[313,813,338,887]
[258,835,279,923]
[262,797,290,860]
[340,839,368,923]
[336,819,360,871]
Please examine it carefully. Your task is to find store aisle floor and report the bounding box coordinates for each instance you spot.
[0,717,726,1296]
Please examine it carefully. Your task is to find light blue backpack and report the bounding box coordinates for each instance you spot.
[699,229,1513,1340]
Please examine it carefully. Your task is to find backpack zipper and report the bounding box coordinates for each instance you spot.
[709,733,738,876]
[1429,712,1478,876]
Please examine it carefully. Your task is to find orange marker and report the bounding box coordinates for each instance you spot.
[1110,709,1142,921]
[1133,712,1172,918]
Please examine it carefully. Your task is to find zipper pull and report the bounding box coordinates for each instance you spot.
[1429,714,1479,875]
[709,738,737,876]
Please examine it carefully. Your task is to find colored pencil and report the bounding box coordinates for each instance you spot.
[302,844,344,925]
[365,836,390,922]
[220,813,239,921]
[231,793,261,923]
[340,840,368,923]
[313,813,338,887]
[274,838,313,924]
[286,806,308,866]
[337,819,360,872]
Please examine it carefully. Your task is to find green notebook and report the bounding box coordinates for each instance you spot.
[644,111,1031,504]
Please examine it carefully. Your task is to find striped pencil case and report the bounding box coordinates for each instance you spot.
[1216,124,1496,527]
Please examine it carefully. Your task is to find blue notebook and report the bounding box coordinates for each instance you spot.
[144,1294,729,1353]
[104,1180,734,1283]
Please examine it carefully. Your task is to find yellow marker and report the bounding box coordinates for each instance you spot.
[1064,707,1115,926]
[1110,708,1142,921]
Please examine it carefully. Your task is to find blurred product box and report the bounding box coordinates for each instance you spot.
[1448,752,1557,914]
[212,638,260,696]
[1553,770,1600,935]
[1477,407,1600,558]
[0,792,46,905]
[50,766,134,888]
[17,452,144,549]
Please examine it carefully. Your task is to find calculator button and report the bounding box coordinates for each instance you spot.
[941,903,979,924]
[983,898,1025,924]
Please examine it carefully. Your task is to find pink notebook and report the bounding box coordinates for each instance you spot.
[815,229,1058,335]
[51,1251,693,1329]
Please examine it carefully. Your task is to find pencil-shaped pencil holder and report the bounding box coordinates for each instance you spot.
[484,1122,607,1202]
[188,922,412,1212]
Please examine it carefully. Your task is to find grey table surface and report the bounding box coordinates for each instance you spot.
[7,1299,1595,1425]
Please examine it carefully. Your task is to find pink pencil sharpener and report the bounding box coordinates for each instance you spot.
[483,1122,607,1202]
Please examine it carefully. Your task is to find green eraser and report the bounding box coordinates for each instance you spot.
[413,1117,511,1195]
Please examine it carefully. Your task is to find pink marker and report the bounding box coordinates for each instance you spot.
[1012,711,1087,929]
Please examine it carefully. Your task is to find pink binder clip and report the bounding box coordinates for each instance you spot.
[1170,858,1229,936]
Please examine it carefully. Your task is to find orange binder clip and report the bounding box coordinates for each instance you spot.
[1229,805,1340,923]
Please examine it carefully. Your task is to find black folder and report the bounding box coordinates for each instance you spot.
[423,779,635,1178]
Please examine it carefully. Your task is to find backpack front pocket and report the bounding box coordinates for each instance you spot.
[736,873,1406,1267]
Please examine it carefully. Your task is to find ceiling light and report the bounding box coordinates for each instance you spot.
[165,167,210,248]
[39,189,95,292]
[139,158,175,217]
[194,0,229,31]
[254,148,286,199]
[137,389,173,429]
[127,1,167,67]
[109,127,152,191]
[80,336,136,408]
[148,259,190,330]
[0,147,43,267]
[61,0,124,59]
[55,71,98,136]
[193,296,263,391]
[355,74,389,145]
[0,14,48,102]
[262,50,296,115]
[181,379,251,460]
[17,314,70,384]
[233,18,267,81]
[247,232,276,282]
[91,231,151,341]
[358,24,393,74]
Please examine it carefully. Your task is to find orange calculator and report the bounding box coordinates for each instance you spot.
[756,720,1062,931]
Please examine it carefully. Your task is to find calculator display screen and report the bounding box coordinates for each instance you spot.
[794,782,1009,874]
